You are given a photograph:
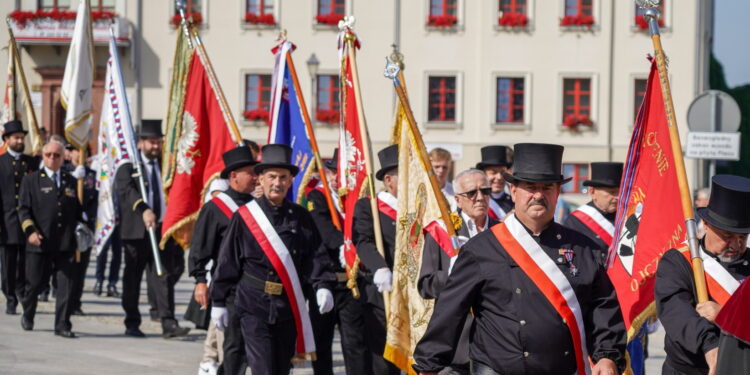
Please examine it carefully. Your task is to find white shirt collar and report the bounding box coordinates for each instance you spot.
[6,148,21,159]
[460,210,489,238]
[43,166,60,184]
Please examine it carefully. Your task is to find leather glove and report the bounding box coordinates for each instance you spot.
[316,288,334,314]
[338,245,347,269]
[72,165,86,179]
[211,306,229,331]
[373,268,392,293]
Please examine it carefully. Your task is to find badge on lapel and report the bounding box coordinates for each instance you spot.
[559,248,579,277]
[41,186,53,194]
[65,187,76,198]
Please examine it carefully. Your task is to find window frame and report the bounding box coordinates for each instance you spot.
[557,73,597,131]
[240,70,273,126]
[243,0,279,28]
[491,72,531,129]
[425,0,464,31]
[631,1,670,32]
[559,0,599,30]
[314,0,347,28]
[424,71,462,128]
[632,76,648,125]
[496,0,533,30]
[171,0,208,28]
[314,73,342,125]
[562,163,589,194]
[37,0,72,10]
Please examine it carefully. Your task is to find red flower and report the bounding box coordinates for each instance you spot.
[560,13,595,27]
[634,15,664,30]
[315,13,343,26]
[245,12,276,25]
[243,109,271,124]
[427,15,458,27]
[9,9,115,27]
[563,113,593,130]
[171,12,202,27]
[498,12,528,27]
[315,109,340,123]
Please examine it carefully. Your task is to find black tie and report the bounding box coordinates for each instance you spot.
[149,160,161,220]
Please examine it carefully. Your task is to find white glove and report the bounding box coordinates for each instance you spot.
[72,165,86,179]
[338,245,347,269]
[448,254,458,276]
[316,288,334,314]
[373,268,392,293]
[211,306,229,331]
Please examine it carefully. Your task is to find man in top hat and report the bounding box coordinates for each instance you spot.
[189,146,258,375]
[564,162,623,264]
[413,143,626,375]
[306,148,371,375]
[210,144,335,375]
[17,140,82,337]
[0,120,39,315]
[352,144,401,375]
[115,119,189,338]
[655,175,750,375]
[418,168,500,375]
[475,145,514,221]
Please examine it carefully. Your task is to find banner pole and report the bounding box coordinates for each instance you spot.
[6,20,44,155]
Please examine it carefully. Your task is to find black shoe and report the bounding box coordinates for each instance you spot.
[6,303,17,315]
[93,281,103,296]
[124,327,146,337]
[54,330,76,338]
[72,308,86,316]
[39,291,49,302]
[106,285,120,298]
[162,325,190,339]
[21,316,33,331]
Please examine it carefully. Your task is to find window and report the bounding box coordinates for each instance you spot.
[561,0,594,26]
[428,0,458,27]
[243,74,272,124]
[562,78,592,128]
[562,163,589,193]
[180,0,202,14]
[634,2,665,30]
[93,0,115,11]
[428,76,457,123]
[316,75,340,123]
[499,0,527,14]
[246,0,275,25]
[38,0,71,10]
[498,0,528,27]
[633,78,647,122]
[495,77,524,124]
[316,0,345,26]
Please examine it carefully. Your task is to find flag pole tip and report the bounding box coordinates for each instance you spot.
[384,57,400,80]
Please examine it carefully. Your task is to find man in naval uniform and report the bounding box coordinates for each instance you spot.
[413,143,626,375]
[475,145,514,221]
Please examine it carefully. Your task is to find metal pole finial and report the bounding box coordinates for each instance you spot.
[383,56,400,80]
[636,0,662,36]
[389,44,404,71]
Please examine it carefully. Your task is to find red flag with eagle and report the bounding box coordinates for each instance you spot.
[606,59,686,372]
[160,51,235,248]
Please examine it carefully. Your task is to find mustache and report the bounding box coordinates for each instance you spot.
[269,186,284,192]
[529,199,547,208]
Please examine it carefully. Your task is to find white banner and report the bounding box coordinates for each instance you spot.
[61,0,94,149]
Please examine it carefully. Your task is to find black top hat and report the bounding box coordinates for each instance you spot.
[375,144,399,181]
[502,143,572,184]
[697,175,750,234]
[325,148,338,171]
[3,120,27,138]
[220,146,259,179]
[476,145,513,169]
[254,144,299,176]
[583,162,623,188]
[138,119,164,139]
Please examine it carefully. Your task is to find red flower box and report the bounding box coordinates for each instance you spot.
[563,114,593,130]
[243,109,270,124]
[427,15,458,27]
[315,109,340,123]
[171,12,202,27]
[245,13,275,25]
[316,14,343,26]
[498,12,528,28]
[560,14,595,27]
[9,9,116,27]
[634,15,664,30]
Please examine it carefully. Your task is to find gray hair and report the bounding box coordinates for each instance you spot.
[694,187,710,201]
[452,169,488,194]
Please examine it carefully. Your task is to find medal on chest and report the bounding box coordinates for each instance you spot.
[559,248,578,277]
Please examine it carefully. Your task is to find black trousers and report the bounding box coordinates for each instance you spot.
[70,249,92,311]
[308,284,372,375]
[95,227,122,285]
[0,244,25,307]
[239,311,296,375]
[121,238,183,329]
[219,292,247,375]
[363,302,401,375]
[21,251,75,331]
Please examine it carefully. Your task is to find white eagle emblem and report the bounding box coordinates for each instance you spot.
[177,112,199,175]
[343,130,364,190]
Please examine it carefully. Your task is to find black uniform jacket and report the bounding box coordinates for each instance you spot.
[189,188,253,284]
[0,152,39,245]
[655,244,750,373]
[114,162,157,241]
[563,201,615,264]
[210,196,333,323]
[306,188,348,288]
[413,216,626,375]
[492,191,514,215]
[80,166,98,230]
[18,169,82,253]
[352,195,396,308]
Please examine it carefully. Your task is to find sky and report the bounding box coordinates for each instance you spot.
[713,0,750,87]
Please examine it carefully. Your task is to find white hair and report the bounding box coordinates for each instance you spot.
[452,169,488,194]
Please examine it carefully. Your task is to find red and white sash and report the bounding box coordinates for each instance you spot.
[488,198,507,221]
[680,248,740,306]
[492,214,591,375]
[237,200,315,355]
[570,205,614,247]
[211,192,240,219]
[377,191,397,221]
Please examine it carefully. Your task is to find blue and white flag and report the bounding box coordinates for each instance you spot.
[266,41,315,203]
[94,30,138,254]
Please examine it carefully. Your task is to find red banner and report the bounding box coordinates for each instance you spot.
[606,60,686,338]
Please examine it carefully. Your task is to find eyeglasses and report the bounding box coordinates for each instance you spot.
[457,187,491,200]
[44,152,61,158]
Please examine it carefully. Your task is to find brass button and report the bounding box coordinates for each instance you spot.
[14,194,18,199]
[515,288,521,294]
[14,171,17,176]
[523,352,529,358]
[564,351,570,356]
[520,320,526,326]
[562,318,567,324]
[556,234,562,240]
[57,223,62,228]
[15,183,19,188]
[58,212,62,217]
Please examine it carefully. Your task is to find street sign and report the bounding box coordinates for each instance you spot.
[687,90,741,133]
[685,132,741,161]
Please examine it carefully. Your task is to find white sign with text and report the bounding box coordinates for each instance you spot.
[685,132,741,161]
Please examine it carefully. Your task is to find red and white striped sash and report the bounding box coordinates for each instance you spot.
[211,192,240,219]
[680,249,740,306]
[238,200,315,355]
[488,198,507,221]
[492,214,591,375]
[570,205,614,247]
[377,191,397,221]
